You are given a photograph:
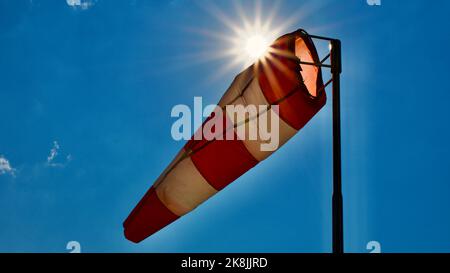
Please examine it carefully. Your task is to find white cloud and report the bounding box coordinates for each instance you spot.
[46,141,72,168]
[0,155,16,177]
[66,0,94,10]
[47,141,59,163]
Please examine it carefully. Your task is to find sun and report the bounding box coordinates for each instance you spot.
[185,0,327,80]
[224,3,285,69]
[187,1,294,74]
[231,29,274,67]
[245,34,270,61]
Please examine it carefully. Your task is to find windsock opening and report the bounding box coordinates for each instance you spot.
[258,30,324,103]
[295,36,320,98]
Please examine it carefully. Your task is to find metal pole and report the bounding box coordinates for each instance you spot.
[330,39,343,254]
[295,29,343,253]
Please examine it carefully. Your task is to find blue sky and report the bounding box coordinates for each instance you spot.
[1,0,450,253]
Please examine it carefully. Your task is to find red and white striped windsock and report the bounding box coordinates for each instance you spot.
[123,29,326,243]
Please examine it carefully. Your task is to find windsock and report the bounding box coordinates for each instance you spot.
[123,29,327,243]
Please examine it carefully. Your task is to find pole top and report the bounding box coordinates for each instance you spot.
[330,39,342,74]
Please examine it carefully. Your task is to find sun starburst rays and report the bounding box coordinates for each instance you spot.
[177,0,333,85]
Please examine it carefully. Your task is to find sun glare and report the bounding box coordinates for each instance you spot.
[187,1,327,80]
[226,18,281,69]
[245,34,270,61]
[190,1,295,72]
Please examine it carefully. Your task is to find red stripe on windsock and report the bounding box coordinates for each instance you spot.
[258,32,326,130]
[190,138,258,191]
[186,113,258,191]
[123,186,179,243]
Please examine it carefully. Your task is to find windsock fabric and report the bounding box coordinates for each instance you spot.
[124,30,327,243]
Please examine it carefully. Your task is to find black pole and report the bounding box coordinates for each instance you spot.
[330,39,343,254]
[299,30,343,253]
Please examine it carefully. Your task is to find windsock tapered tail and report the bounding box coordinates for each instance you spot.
[123,29,326,243]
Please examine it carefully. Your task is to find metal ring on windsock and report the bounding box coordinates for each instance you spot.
[123,29,327,243]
